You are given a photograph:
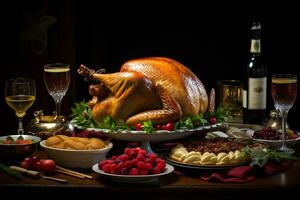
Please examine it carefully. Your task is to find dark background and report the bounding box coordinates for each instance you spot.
[1,1,299,134]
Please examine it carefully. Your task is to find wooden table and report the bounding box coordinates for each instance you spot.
[1,150,299,200]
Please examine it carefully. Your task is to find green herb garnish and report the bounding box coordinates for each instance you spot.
[241,146,297,167]
[70,102,230,133]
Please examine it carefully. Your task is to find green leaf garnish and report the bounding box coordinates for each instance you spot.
[241,146,297,167]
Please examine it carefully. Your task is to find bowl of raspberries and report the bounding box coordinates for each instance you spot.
[251,127,300,149]
[92,147,174,183]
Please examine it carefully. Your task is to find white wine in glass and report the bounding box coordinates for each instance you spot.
[5,78,36,135]
[44,63,70,119]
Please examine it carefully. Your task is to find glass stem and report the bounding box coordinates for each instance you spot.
[55,100,61,118]
[18,117,24,135]
[281,111,288,149]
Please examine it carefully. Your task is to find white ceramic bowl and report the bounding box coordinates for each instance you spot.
[251,132,300,149]
[40,140,113,168]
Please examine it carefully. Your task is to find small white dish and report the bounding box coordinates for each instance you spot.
[250,132,300,149]
[92,163,174,183]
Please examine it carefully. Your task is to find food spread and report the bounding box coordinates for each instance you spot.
[169,139,247,165]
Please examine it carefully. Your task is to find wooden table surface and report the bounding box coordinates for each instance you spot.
[1,149,299,200]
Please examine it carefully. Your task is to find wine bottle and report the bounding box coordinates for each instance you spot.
[243,22,267,125]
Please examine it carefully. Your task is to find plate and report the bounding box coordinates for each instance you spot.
[166,157,249,170]
[92,163,174,183]
[71,120,223,142]
[250,132,300,149]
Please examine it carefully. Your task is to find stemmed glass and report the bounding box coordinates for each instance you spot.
[5,78,36,135]
[44,63,70,119]
[271,74,297,154]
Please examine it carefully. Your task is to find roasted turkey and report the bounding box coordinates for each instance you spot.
[78,57,212,126]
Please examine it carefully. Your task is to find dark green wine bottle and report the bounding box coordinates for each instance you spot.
[243,22,267,125]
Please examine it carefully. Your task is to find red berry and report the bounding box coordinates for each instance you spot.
[129,168,139,175]
[136,154,144,161]
[124,160,132,168]
[119,154,129,162]
[164,123,174,131]
[117,162,124,171]
[20,160,31,169]
[156,124,162,130]
[145,163,153,170]
[149,153,157,162]
[156,163,165,171]
[137,161,146,169]
[209,116,217,124]
[124,148,132,155]
[102,164,111,173]
[135,123,144,131]
[130,159,139,167]
[152,167,161,174]
[140,168,149,175]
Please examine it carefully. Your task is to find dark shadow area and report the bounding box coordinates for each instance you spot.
[1,1,299,135]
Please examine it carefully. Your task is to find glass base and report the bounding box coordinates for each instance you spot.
[278,145,295,154]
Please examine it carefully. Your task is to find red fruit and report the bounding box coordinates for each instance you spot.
[128,152,137,159]
[145,163,153,170]
[149,153,157,162]
[137,161,146,169]
[209,116,217,124]
[135,123,144,131]
[117,162,125,171]
[124,160,132,168]
[155,124,162,130]
[20,160,31,169]
[156,163,165,171]
[124,148,132,155]
[129,168,139,175]
[136,154,144,161]
[110,163,117,174]
[139,149,146,155]
[111,156,117,160]
[102,164,111,173]
[152,167,161,174]
[40,159,56,173]
[140,168,149,175]
[130,159,139,167]
[164,123,174,131]
[31,155,40,163]
[119,154,129,162]
[32,161,42,171]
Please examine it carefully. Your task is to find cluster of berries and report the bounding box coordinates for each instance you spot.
[98,147,166,175]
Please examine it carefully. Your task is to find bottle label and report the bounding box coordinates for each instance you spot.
[243,90,247,108]
[248,77,267,109]
[250,39,260,53]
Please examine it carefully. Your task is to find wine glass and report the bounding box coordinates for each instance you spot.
[5,78,36,135]
[271,74,297,154]
[44,63,70,119]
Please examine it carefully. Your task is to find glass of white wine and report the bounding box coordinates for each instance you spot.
[5,78,36,135]
[44,63,70,119]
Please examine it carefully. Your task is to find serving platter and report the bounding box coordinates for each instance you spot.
[166,157,250,170]
[71,120,224,152]
[71,120,224,142]
[92,163,174,183]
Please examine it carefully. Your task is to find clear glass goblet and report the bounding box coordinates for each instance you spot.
[44,63,70,119]
[5,78,36,135]
[271,74,297,154]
